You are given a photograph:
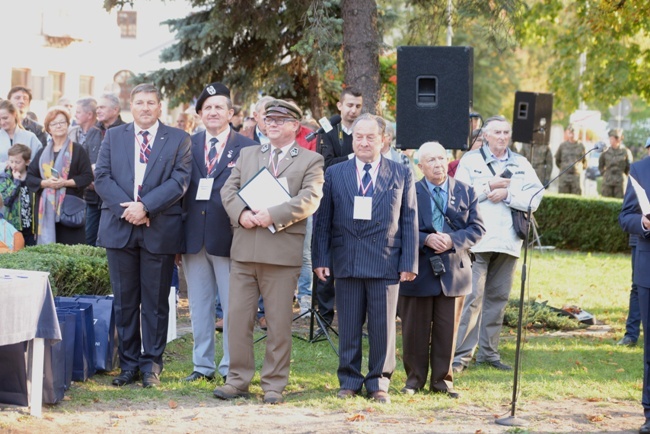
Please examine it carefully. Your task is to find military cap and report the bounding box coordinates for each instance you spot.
[608,128,623,138]
[264,99,302,121]
[195,82,231,113]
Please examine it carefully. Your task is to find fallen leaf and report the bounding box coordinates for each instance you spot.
[62,396,72,401]
[476,430,484,433]
[616,368,625,372]
[365,407,375,413]
[347,414,366,422]
[587,398,602,402]
[425,417,436,423]
[43,416,54,422]
[93,398,100,403]
[381,419,400,424]
[587,414,604,422]
[168,400,178,409]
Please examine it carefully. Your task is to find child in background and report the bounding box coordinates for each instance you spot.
[0,195,24,252]
[0,144,35,246]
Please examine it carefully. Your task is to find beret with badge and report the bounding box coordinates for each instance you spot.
[195,82,231,113]
[264,99,302,121]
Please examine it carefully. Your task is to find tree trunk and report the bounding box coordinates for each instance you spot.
[342,0,381,114]
[308,70,324,120]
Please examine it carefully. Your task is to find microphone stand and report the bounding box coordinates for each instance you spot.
[496,145,600,427]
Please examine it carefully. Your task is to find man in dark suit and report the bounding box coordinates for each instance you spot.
[314,87,364,331]
[179,82,256,385]
[619,157,650,434]
[313,113,418,404]
[398,141,485,399]
[94,83,192,388]
[215,99,324,404]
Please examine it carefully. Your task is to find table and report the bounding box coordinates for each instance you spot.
[0,269,61,417]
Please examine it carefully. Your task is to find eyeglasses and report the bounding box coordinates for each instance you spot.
[264,117,295,126]
[50,121,68,128]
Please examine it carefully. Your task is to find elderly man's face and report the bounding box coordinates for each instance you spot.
[352,119,383,163]
[485,120,511,157]
[418,145,448,185]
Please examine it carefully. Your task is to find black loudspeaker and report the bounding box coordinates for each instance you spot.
[396,46,474,150]
[511,91,553,146]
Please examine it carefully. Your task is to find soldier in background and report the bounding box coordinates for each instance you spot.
[599,128,632,198]
[555,125,587,195]
[519,141,553,185]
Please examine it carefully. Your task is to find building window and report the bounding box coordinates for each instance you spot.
[79,75,94,97]
[117,11,137,39]
[11,68,31,88]
[49,71,65,108]
[114,70,135,111]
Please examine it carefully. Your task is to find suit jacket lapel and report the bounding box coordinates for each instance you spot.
[416,180,434,231]
[143,124,167,181]
[192,131,207,178]
[123,123,135,181]
[445,177,461,223]
[211,132,237,178]
[344,159,358,199]
[372,157,390,211]
[276,145,298,177]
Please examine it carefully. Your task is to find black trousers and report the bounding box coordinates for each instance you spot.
[106,227,174,374]
[316,274,336,324]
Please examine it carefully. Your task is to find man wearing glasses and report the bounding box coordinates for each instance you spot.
[452,116,543,374]
[217,99,324,404]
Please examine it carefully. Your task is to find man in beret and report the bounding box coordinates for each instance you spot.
[216,99,324,404]
[179,82,257,385]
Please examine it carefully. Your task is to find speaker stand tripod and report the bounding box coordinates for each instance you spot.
[254,274,339,356]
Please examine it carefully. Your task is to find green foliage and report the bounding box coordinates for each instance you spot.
[534,194,628,252]
[503,299,584,331]
[0,244,110,296]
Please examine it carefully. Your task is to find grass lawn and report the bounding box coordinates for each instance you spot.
[2,249,643,433]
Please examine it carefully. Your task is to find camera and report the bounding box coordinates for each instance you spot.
[429,255,446,276]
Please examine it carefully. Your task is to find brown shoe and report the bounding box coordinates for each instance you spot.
[368,390,391,403]
[258,316,267,330]
[213,384,249,400]
[215,318,224,331]
[336,389,358,399]
[263,390,283,404]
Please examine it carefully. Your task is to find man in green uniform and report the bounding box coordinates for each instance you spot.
[555,125,587,195]
[519,142,553,186]
[599,128,632,198]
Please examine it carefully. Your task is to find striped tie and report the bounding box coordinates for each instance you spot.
[139,131,151,164]
[207,137,219,176]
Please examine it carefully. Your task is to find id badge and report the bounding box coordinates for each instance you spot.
[353,196,372,220]
[196,178,214,200]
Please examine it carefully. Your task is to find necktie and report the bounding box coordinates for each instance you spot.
[432,186,445,231]
[359,163,373,196]
[139,131,151,164]
[207,137,219,176]
[271,148,282,175]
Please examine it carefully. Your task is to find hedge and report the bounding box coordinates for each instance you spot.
[533,193,628,253]
[0,244,111,297]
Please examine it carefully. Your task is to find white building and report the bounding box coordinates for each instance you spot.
[0,0,193,122]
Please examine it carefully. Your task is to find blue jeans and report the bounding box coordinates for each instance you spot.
[625,246,642,341]
[296,216,313,301]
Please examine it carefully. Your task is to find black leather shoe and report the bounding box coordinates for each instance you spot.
[478,360,512,371]
[433,389,460,399]
[142,372,161,388]
[640,419,650,434]
[112,370,139,387]
[183,371,214,382]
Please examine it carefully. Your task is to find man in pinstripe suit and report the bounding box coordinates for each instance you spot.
[313,113,418,404]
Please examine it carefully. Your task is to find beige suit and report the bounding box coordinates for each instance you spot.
[221,142,324,393]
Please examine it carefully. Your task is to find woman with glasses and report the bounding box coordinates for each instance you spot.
[0,100,42,167]
[26,106,92,245]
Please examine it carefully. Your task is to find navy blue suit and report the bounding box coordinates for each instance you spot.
[398,177,485,393]
[183,130,257,256]
[313,156,418,393]
[619,158,650,419]
[95,121,191,374]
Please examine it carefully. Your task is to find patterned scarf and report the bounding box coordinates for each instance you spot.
[37,139,73,244]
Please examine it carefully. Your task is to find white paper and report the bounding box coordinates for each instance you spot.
[196,178,214,201]
[277,177,289,192]
[237,167,292,233]
[630,175,650,216]
[353,196,372,220]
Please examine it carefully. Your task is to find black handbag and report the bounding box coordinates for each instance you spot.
[60,195,86,228]
[511,209,530,240]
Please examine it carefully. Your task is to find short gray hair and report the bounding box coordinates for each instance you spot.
[351,113,385,136]
[483,115,509,132]
[418,141,445,160]
[255,96,275,114]
[99,93,121,108]
[130,83,161,102]
[76,97,97,116]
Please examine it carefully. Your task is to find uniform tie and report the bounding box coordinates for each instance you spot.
[207,137,219,176]
[271,148,282,176]
[432,186,445,231]
[359,163,373,196]
[139,131,151,163]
